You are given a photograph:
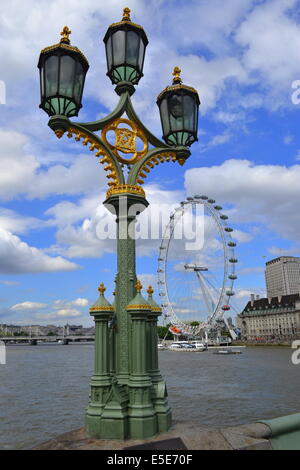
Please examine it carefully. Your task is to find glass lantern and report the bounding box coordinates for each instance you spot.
[38,26,89,117]
[103,8,148,90]
[157,67,200,147]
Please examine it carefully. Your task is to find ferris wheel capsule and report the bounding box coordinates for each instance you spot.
[222,305,231,311]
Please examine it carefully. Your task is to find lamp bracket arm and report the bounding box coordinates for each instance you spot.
[127,146,185,186]
[75,92,129,132]
[125,95,170,149]
[62,121,125,185]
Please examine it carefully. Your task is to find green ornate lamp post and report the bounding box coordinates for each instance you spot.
[37,7,200,440]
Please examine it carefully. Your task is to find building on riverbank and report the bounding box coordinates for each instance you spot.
[237,293,300,341]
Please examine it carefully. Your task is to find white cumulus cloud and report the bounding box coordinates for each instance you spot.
[0,228,79,274]
[11,301,47,311]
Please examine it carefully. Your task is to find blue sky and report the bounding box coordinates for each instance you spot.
[1,0,300,326]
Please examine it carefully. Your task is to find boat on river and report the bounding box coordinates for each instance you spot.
[213,348,242,355]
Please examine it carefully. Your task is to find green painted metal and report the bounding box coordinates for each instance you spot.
[259,413,300,450]
[127,146,190,186]
[76,92,129,132]
[47,88,191,442]
[48,116,125,185]
[84,192,171,439]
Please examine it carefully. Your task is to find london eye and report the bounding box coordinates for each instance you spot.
[157,195,237,338]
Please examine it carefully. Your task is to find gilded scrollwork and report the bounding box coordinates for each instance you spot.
[135,151,177,185]
[65,126,120,188]
[101,118,149,165]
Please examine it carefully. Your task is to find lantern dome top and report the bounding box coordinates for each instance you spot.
[39,27,89,68]
[104,7,148,45]
[127,280,151,311]
[147,286,162,313]
[108,7,147,32]
[90,282,114,314]
[157,67,200,104]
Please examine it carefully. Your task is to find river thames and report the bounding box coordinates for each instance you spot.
[0,343,299,449]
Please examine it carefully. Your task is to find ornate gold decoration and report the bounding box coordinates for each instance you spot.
[151,306,162,312]
[101,118,148,165]
[157,83,198,102]
[147,285,154,295]
[90,306,114,312]
[157,67,198,102]
[98,282,106,295]
[40,43,89,65]
[172,66,182,84]
[147,285,161,312]
[55,129,65,139]
[136,151,177,185]
[60,26,72,44]
[66,127,120,188]
[106,184,145,199]
[109,8,144,32]
[122,7,131,21]
[127,304,151,310]
[135,279,142,293]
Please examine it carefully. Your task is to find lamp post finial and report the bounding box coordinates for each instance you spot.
[135,279,143,293]
[60,26,72,44]
[147,285,154,296]
[98,282,106,295]
[123,7,131,21]
[172,66,182,84]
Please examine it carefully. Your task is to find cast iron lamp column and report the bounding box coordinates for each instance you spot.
[146,285,172,431]
[86,283,113,436]
[126,280,157,438]
[37,7,200,440]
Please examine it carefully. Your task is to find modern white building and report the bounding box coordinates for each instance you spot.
[265,256,300,298]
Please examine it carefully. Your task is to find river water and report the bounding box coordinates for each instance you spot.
[0,344,299,449]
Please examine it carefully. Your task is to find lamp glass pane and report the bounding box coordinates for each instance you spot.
[160,98,170,136]
[59,55,76,97]
[138,41,145,70]
[106,35,113,70]
[169,94,184,131]
[112,30,125,64]
[126,30,139,66]
[45,55,59,97]
[74,62,84,103]
[40,65,45,99]
[183,94,195,132]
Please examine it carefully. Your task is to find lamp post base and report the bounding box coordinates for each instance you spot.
[85,379,172,440]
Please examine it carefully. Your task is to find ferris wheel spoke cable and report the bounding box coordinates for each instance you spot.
[196,271,215,317]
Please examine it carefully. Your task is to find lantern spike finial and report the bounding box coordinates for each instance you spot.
[135,279,143,293]
[147,285,154,296]
[172,66,182,85]
[60,26,72,44]
[98,282,106,295]
[122,7,131,21]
